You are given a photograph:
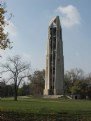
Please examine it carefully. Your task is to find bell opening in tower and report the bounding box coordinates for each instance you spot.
[49,27,56,95]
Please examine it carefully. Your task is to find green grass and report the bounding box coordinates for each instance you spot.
[0,97,91,115]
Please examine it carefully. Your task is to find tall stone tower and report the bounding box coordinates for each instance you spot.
[44,16,64,95]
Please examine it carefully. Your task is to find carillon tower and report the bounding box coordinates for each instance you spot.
[44,16,64,95]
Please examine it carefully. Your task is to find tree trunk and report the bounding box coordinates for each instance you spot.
[14,84,18,101]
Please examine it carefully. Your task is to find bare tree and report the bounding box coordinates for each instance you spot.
[65,68,84,83]
[0,55,31,101]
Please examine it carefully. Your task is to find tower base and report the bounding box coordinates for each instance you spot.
[44,89,63,95]
[44,89,50,95]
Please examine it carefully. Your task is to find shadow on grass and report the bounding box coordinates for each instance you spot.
[0,111,91,121]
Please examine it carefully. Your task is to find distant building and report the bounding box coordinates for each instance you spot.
[44,16,64,95]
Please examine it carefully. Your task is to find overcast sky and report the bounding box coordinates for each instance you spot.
[0,0,91,74]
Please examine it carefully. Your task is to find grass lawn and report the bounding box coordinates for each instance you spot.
[0,97,91,115]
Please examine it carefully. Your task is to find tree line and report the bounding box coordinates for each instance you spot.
[0,55,91,100]
[64,68,91,99]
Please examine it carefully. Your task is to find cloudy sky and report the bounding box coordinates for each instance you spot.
[0,0,91,73]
